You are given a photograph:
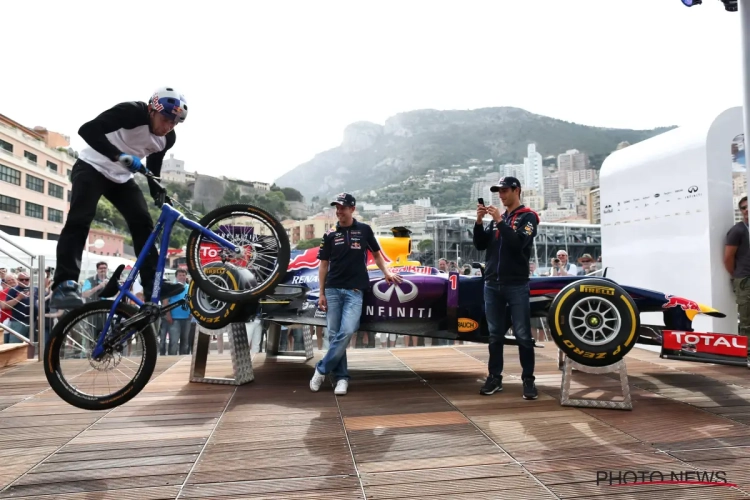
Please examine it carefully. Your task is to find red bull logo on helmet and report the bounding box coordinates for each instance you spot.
[663,295,700,312]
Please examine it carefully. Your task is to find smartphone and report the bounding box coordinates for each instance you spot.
[478,197,485,206]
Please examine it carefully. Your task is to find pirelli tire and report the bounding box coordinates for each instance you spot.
[547,278,640,367]
[187,262,243,330]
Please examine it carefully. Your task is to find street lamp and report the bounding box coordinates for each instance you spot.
[102,219,117,233]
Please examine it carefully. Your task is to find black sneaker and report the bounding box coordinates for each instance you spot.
[523,377,538,400]
[480,375,503,395]
[50,280,83,309]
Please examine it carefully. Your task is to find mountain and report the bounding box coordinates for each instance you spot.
[275,107,674,199]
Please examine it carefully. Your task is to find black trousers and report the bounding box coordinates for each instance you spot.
[53,160,158,292]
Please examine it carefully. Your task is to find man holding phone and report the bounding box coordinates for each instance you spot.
[473,177,539,399]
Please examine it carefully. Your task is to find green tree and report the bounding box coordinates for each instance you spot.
[418,239,433,252]
[295,238,321,249]
[220,185,242,205]
[280,187,303,202]
[165,182,193,202]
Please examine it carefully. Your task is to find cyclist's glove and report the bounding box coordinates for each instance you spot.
[118,154,147,174]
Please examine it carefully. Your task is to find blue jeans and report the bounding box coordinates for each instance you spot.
[169,318,192,355]
[315,288,363,382]
[484,281,535,380]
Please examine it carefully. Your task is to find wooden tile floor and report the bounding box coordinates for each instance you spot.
[2,343,750,499]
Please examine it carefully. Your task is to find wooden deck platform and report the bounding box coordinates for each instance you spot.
[2,344,750,499]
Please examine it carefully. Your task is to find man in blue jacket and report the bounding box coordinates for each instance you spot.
[473,176,539,399]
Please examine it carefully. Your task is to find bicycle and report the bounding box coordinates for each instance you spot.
[44,164,290,410]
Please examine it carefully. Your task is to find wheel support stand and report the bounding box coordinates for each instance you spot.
[559,353,633,411]
[190,322,255,385]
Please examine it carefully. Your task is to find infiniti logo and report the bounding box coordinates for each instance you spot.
[372,279,418,303]
[688,185,698,193]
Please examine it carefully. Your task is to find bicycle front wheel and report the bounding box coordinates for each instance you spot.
[185,204,290,303]
[44,300,158,411]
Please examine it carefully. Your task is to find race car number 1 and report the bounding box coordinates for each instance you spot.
[449,275,458,290]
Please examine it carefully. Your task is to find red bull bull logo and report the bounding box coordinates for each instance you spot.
[663,295,700,312]
[288,248,320,271]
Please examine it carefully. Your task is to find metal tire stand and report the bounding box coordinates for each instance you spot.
[560,354,633,411]
[265,322,315,362]
[190,322,255,385]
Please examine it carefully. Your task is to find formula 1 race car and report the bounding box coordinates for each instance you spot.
[214,227,732,369]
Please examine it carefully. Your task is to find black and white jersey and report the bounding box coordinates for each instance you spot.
[78,101,176,184]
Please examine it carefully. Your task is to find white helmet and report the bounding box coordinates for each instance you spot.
[149,86,188,123]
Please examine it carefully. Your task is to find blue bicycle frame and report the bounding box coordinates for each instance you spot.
[90,202,238,358]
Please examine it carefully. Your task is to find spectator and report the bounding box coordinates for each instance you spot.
[437,259,448,273]
[724,195,750,340]
[3,273,45,343]
[529,261,539,277]
[551,250,577,276]
[82,262,110,302]
[0,273,17,343]
[163,269,191,355]
[577,254,594,275]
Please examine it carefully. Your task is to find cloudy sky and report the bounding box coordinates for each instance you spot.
[1,0,744,184]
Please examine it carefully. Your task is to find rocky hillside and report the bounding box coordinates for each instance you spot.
[275,107,674,199]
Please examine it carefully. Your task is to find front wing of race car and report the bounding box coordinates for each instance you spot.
[660,330,749,367]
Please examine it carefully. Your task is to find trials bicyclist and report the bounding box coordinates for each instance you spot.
[51,86,188,309]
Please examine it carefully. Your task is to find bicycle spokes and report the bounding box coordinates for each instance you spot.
[198,213,283,293]
[56,309,149,400]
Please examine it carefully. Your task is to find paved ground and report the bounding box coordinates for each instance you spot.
[2,343,750,499]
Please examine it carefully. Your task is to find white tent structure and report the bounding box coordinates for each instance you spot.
[0,233,136,284]
[600,105,740,335]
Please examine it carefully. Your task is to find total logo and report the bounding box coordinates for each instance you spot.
[669,331,746,349]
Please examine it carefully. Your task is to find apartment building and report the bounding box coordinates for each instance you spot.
[159,153,197,184]
[282,214,338,245]
[0,114,75,240]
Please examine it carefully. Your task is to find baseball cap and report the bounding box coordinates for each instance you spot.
[490,176,521,192]
[330,192,356,207]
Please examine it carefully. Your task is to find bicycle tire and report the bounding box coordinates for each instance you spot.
[185,204,290,303]
[44,300,158,411]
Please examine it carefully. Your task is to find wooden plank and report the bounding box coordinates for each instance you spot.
[0,344,30,368]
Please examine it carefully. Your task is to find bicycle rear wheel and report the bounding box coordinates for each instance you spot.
[185,204,290,303]
[44,300,158,411]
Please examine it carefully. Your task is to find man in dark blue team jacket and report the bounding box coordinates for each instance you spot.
[473,176,540,400]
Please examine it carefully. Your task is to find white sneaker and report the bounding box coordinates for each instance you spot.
[334,379,348,395]
[310,369,325,392]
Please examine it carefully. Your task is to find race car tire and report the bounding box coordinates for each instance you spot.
[187,262,244,329]
[547,278,640,367]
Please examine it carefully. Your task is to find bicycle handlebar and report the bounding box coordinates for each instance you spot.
[117,156,167,206]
